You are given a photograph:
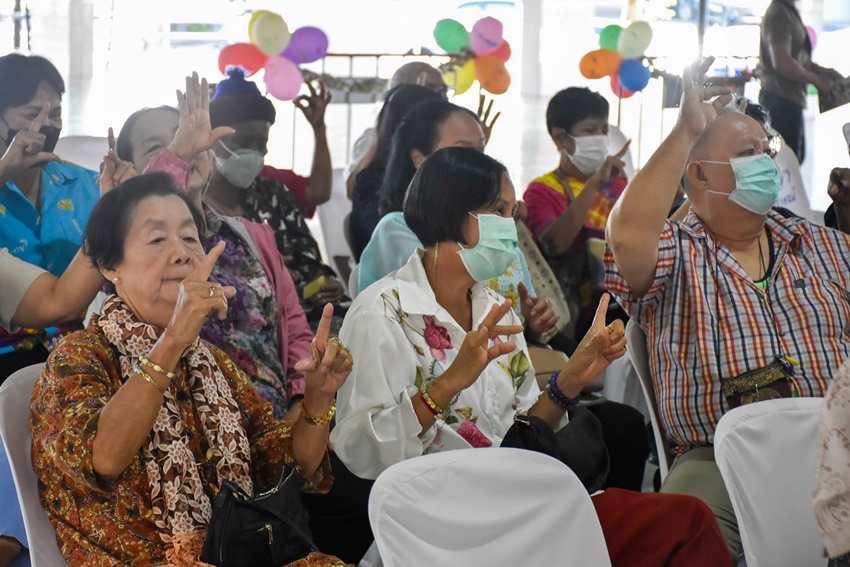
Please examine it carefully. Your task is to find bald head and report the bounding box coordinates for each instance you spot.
[689,108,765,163]
[389,62,445,91]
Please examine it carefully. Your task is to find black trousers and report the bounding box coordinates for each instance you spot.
[586,400,650,492]
[0,344,50,385]
[759,90,805,163]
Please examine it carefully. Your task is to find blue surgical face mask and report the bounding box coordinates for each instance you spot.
[457,213,518,282]
[701,154,780,215]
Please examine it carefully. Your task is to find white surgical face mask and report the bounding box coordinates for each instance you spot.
[212,140,265,189]
[562,134,609,176]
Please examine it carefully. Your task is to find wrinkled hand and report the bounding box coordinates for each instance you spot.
[828,167,850,207]
[477,94,501,146]
[165,241,237,350]
[97,129,138,194]
[0,103,61,181]
[444,300,524,392]
[588,140,630,187]
[315,277,345,305]
[168,72,235,161]
[519,282,557,339]
[560,294,626,391]
[295,304,352,396]
[294,80,331,131]
[677,57,734,140]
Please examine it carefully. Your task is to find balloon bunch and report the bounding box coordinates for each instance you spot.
[217,10,329,101]
[579,22,653,99]
[433,17,511,96]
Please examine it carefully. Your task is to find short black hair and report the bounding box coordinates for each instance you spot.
[742,99,770,127]
[116,106,178,163]
[404,147,507,248]
[546,87,609,135]
[0,53,65,116]
[84,172,205,272]
[369,84,442,172]
[379,100,479,215]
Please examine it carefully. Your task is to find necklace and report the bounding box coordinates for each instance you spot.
[433,243,439,290]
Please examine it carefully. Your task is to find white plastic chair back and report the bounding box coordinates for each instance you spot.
[625,320,672,480]
[54,136,108,172]
[608,124,636,180]
[714,397,824,567]
[310,168,354,288]
[773,137,817,223]
[369,448,611,566]
[0,364,67,567]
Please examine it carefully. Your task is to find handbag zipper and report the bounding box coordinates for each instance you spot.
[256,523,274,546]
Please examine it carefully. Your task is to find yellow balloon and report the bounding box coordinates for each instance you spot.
[247,10,270,43]
[252,12,291,57]
[445,59,476,95]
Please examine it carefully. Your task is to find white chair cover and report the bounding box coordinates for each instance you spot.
[625,320,672,480]
[714,397,825,567]
[0,364,66,567]
[369,448,611,567]
[309,168,354,291]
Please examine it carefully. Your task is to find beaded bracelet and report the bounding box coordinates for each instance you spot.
[133,364,167,395]
[545,371,581,409]
[420,387,445,418]
[303,399,336,426]
[140,356,176,380]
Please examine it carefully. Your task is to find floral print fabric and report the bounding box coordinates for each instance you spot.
[30,315,334,566]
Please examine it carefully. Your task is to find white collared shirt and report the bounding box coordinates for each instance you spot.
[331,251,539,480]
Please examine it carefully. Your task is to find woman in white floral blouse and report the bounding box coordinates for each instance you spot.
[331,147,735,567]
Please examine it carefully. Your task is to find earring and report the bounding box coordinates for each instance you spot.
[112,277,120,283]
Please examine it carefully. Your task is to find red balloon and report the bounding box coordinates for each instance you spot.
[610,73,635,99]
[491,40,511,62]
[218,43,269,77]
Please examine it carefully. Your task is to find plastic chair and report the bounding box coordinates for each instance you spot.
[54,136,108,172]
[369,448,611,566]
[625,320,672,480]
[0,364,66,567]
[714,397,825,567]
[312,168,354,287]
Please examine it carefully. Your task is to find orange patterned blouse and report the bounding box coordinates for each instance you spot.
[30,319,344,566]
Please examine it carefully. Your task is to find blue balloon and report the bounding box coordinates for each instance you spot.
[618,59,651,92]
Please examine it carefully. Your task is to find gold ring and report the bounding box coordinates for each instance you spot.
[606,325,613,335]
[209,285,216,298]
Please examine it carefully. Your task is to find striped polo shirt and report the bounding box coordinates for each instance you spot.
[605,209,850,452]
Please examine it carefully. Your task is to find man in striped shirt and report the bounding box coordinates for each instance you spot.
[605,58,850,561]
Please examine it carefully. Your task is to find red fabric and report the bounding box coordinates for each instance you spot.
[242,219,314,399]
[591,488,734,567]
[259,166,314,219]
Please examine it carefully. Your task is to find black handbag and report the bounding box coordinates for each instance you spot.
[200,464,318,567]
[719,355,794,409]
[500,405,610,493]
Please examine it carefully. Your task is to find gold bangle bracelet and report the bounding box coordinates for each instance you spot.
[302,399,336,427]
[133,365,166,395]
[140,356,176,380]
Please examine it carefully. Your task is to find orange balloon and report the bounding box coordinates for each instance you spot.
[579,49,622,80]
[474,55,511,95]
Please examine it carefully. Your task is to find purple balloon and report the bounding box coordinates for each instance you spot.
[470,17,503,55]
[281,26,329,64]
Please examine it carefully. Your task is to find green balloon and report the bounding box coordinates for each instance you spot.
[600,24,623,51]
[434,18,470,53]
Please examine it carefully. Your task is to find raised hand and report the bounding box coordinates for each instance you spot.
[444,300,524,392]
[518,282,558,339]
[168,72,235,161]
[589,139,631,187]
[294,79,331,131]
[0,103,61,182]
[828,167,850,207]
[295,303,352,397]
[477,94,501,146]
[97,129,138,194]
[559,294,626,393]
[165,241,236,349]
[677,57,734,140]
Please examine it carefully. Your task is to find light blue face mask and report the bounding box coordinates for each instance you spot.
[457,213,518,282]
[701,154,781,215]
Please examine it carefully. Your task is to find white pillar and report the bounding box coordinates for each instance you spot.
[521,0,542,97]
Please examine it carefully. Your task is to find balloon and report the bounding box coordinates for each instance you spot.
[599,24,623,51]
[281,27,329,64]
[444,59,476,95]
[610,73,635,99]
[469,16,503,55]
[579,49,622,80]
[475,55,511,95]
[263,55,303,100]
[491,40,511,62]
[618,59,651,92]
[218,43,268,77]
[252,12,291,57]
[617,21,653,59]
[248,10,271,43]
[434,18,469,53]
[806,25,818,49]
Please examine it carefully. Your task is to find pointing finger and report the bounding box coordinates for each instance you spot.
[29,103,50,133]
[591,294,611,331]
[188,240,225,282]
[107,127,117,152]
[614,139,631,158]
[314,303,334,353]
